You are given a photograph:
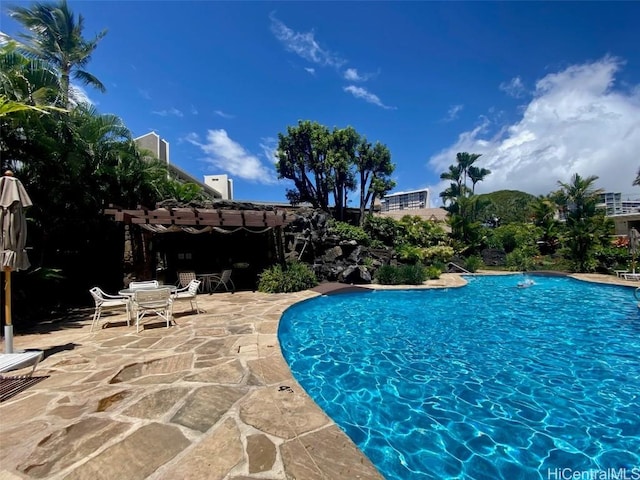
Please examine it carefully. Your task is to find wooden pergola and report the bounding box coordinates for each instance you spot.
[103,204,297,286]
[103,205,293,229]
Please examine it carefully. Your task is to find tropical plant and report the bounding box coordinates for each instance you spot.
[363,214,400,247]
[328,219,371,245]
[396,215,447,247]
[556,173,611,272]
[439,152,491,250]
[485,223,541,254]
[426,265,441,279]
[464,255,484,273]
[374,264,427,285]
[9,0,107,108]
[505,246,537,271]
[257,261,318,293]
[422,245,454,264]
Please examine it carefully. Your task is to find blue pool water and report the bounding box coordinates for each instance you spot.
[278,275,640,479]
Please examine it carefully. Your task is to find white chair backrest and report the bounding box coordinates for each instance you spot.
[89,287,104,304]
[187,279,201,295]
[178,271,196,288]
[129,280,159,290]
[220,270,232,281]
[134,287,171,306]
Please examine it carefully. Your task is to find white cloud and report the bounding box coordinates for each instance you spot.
[304,67,316,75]
[186,129,277,184]
[214,109,235,119]
[270,13,346,68]
[152,107,183,118]
[138,89,151,100]
[499,76,527,98]
[442,104,464,122]
[343,85,395,110]
[344,67,372,82]
[428,57,640,202]
[190,105,198,115]
[259,137,279,164]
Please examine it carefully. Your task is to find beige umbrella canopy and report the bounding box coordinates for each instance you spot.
[1,171,33,353]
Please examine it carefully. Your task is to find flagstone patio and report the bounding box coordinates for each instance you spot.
[0,273,634,479]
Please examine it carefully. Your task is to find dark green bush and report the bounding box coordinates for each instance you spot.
[375,265,403,285]
[329,220,371,245]
[374,264,427,285]
[400,264,428,284]
[257,261,317,293]
[364,215,400,246]
[464,255,484,273]
[506,246,537,271]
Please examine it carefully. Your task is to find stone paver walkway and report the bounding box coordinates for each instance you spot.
[0,273,635,479]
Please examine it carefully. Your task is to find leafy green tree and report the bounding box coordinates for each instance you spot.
[530,195,560,253]
[276,120,332,209]
[355,140,395,224]
[9,0,107,108]
[438,153,490,252]
[556,173,611,272]
[276,120,394,221]
[327,126,358,219]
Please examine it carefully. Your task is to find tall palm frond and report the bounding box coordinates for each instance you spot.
[9,0,107,107]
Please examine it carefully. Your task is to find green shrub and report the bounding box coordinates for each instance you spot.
[329,220,371,245]
[396,244,425,264]
[423,245,454,264]
[364,215,400,247]
[399,264,428,284]
[426,265,441,279]
[506,246,537,271]
[374,264,427,285]
[258,261,317,293]
[464,255,483,273]
[375,265,403,285]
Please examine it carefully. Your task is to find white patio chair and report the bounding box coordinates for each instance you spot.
[173,279,201,313]
[128,280,160,290]
[89,287,131,332]
[132,287,174,333]
[209,269,235,293]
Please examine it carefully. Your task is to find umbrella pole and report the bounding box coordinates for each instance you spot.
[4,266,13,353]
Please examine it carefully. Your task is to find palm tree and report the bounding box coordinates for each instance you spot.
[455,152,482,187]
[9,0,107,107]
[634,167,640,187]
[557,173,603,221]
[468,165,491,194]
[557,173,607,272]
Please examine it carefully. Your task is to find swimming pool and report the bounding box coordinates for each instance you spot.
[278,275,640,480]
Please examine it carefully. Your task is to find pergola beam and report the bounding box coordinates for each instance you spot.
[104,206,292,228]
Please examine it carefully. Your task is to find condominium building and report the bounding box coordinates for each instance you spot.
[598,192,640,215]
[134,132,233,200]
[380,188,430,212]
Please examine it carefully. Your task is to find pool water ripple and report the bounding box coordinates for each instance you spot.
[278,276,640,479]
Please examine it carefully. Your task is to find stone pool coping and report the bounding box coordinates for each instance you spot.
[0,272,634,479]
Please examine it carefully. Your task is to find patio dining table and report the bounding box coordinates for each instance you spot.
[196,273,219,293]
[118,285,177,296]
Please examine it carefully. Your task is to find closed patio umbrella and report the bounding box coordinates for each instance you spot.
[1,171,33,353]
[628,227,640,274]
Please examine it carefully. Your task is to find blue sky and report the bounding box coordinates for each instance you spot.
[2,1,640,205]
